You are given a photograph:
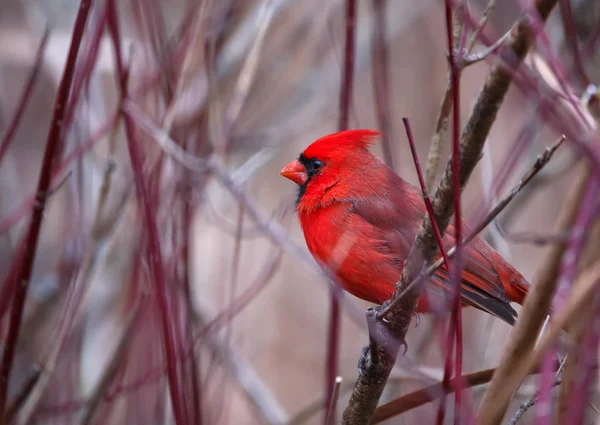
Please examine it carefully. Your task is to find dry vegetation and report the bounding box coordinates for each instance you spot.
[0,0,600,424]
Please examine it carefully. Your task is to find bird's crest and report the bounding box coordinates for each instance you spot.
[302,129,380,159]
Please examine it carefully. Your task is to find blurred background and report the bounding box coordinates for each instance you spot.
[0,0,599,424]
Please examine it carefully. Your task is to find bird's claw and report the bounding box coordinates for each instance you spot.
[358,346,370,377]
[400,339,408,356]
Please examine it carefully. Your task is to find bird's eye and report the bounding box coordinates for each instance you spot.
[311,159,323,171]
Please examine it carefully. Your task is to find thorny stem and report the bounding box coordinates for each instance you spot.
[107,2,187,425]
[0,0,92,417]
[343,1,559,423]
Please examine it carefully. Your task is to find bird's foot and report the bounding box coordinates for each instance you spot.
[358,346,370,377]
[399,339,408,356]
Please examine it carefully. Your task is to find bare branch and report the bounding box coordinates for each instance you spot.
[476,161,592,425]
[325,377,343,425]
[481,261,600,425]
[0,0,92,416]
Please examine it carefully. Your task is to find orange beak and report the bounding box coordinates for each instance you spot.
[279,159,308,185]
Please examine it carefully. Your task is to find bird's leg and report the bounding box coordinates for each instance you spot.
[357,345,371,377]
[414,312,421,327]
[368,305,409,367]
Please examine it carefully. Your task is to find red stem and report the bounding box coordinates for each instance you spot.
[371,0,395,169]
[337,0,357,132]
[402,117,461,425]
[402,118,453,285]
[63,6,108,129]
[325,0,357,420]
[0,0,92,416]
[106,2,187,425]
[0,28,49,165]
[438,2,464,424]
[559,0,590,88]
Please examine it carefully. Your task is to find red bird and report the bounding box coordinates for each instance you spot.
[280,129,529,324]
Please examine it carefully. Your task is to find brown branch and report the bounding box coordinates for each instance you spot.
[481,260,600,425]
[342,1,559,423]
[476,161,590,425]
[373,368,496,424]
[507,370,564,425]
[556,214,600,423]
[424,77,452,192]
[372,362,560,424]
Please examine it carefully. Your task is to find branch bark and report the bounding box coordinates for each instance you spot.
[342,1,559,423]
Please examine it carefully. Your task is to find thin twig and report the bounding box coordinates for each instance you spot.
[466,0,497,53]
[440,1,465,423]
[325,377,343,425]
[3,365,41,424]
[507,367,565,425]
[325,1,357,421]
[107,1,187,424]
[559,0,590,88]
[81,301,142,425]
[462,27,513,67]
[371,0,394,168]
[372,362,558,424]
[0,27,50,165]
[0,0,92,416]
[220,0,275,153]
[404,115,465,425]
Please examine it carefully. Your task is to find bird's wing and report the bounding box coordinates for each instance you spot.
[350,183,519,324]
[429,220,518,324]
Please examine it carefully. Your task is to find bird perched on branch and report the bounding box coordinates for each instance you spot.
[280,129,529,324]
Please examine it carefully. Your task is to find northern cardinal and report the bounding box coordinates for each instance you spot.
[280,129,529,324]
